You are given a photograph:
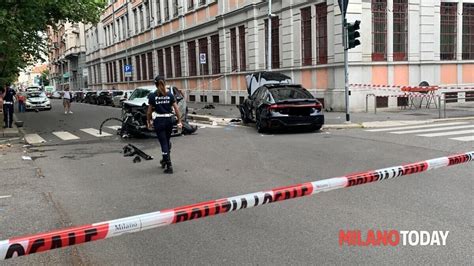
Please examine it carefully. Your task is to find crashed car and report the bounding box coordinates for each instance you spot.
[109,85,195,138]
[239,84,324,133]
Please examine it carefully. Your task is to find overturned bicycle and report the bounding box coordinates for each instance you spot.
[99,85,197,138]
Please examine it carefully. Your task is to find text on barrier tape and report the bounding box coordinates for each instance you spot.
[1,152,473,260]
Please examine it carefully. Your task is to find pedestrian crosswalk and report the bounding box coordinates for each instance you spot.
[24,122,222,145]
[365,121,474,142]
[25,126,120,144]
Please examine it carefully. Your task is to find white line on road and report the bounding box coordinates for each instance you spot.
[449,135,474,141]
[0,195,12,199]
[80,128,112,137]
[189,122,222,129]
[390,125,474,134]
[52,131,80,140]
[107,126,121,130]
[365,122,468,132]
[24,134,46,144]
[417,130,474,137]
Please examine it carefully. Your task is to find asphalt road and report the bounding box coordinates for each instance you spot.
[1,100,472,264]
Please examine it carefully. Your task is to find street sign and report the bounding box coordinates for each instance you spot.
[338,0,349,17]
[124,64,132,77]
[199,53,207,64]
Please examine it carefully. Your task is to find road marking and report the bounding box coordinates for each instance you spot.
[366,122,468,132]
[0,195,11,199]
[24,134,46,144]
[417,129,474,137]
[390,125,474,134]
[189,122,222,129]
[449,135,474,141]
[80,128,112,137]
[52,131,80,140]
[107,126,121,130]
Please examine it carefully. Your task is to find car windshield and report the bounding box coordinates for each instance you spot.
[27,92,46,98]
[269,87,313,101]
[129,89,153,100]
[113,91,123,96]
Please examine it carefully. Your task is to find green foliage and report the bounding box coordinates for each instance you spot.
[0,0,107,86]
[41,69,50,86]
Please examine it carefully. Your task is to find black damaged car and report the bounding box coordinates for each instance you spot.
[239,84,324,133]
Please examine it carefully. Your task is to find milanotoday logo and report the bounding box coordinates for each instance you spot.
[339,230,449,246]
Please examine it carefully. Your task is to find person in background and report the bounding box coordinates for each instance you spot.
[17,92,26,112]
[2,84,17,128]
[146,76,182,174]
[62,87,72,114]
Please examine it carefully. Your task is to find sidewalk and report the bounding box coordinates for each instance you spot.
[0,114,21,140]
[187,102,474,129]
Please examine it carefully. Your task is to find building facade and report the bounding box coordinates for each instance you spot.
[85,0,474,111]
[48,22,87,91]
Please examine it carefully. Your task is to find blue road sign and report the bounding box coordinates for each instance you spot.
[124,64,132,77]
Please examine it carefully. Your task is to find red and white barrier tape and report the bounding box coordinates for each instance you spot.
[1,152,473,260]
[350,84,474,91]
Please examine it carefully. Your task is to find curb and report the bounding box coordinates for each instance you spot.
[0,114,21,138]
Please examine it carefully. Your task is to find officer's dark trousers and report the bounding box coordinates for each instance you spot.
[3,103,14,128]
[153,117,173,158]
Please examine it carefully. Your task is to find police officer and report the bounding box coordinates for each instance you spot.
[146,76,182,174]
[2,84,17,128]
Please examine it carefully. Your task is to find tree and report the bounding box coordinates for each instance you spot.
[0,0,106,86]
[40,69,50,86]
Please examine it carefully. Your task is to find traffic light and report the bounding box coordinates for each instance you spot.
[347,20,361,49]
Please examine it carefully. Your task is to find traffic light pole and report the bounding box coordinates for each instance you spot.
[342,17,350,122]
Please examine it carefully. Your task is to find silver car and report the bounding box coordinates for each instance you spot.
[25,91,51,111]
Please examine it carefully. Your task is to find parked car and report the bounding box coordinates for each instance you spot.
[44,86,55,98]
[239,84,324,133]
[25,91,51,111]
[51,91,62,99]
[83,91,97,104]
[97,90,113,105]
[112,90,133,107]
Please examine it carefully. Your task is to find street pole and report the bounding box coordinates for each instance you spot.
[267,0,272,71]
[342,16,350,122]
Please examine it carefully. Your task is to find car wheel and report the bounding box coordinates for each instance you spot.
[239,105,251,124]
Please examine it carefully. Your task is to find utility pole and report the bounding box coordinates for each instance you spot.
[267,0,272,71]
[342,16,350,122]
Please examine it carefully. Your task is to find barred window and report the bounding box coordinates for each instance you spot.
[135,55,141,80]
[188,41,197,76]
[119,60,124,82]
[164,0,170,20]
[165,47,173,78]
[265,16,280,69]
[239,25,246,71]
[156,0,161,23]
[462,4,474,60]
[393,0,408,61]
[147,52,153,80]
[174,45,182,77]
[230,28,237,71]
[173,0,179,17]
[141,54,147,80]
[211,34,221,74]
[157,49,165,77]
[372,0,387,61]
[301,7,312,66]
[199,38,209,75]
[188,0,194,10]
[440,2,457,60]
[316,3,328,64]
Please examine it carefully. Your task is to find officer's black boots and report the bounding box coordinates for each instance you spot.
[162,154,173,174]
[164,161,173,174]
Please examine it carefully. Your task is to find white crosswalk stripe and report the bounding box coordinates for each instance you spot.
[80,128,112,137]
[390,125,474,134]
[189,122,222,129]
[52,131,80,140]
[24,134,46,144]
[365,122,468,132]
[365,121,474,142]
[107,126,121,130]
[418,129,474,137]
[450,136,474,142]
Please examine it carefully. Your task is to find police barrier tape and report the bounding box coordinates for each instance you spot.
[1,151,473,260]
[350,84,474,92]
